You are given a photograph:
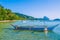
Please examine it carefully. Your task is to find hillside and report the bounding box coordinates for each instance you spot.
[0,5,34,20]
[14,13,34,20]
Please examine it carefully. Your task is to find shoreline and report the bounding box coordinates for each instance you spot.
[0,20,17,22]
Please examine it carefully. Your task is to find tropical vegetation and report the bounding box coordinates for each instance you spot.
[0,5,34,20]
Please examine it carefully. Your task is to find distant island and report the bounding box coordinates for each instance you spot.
[0,5,60,21]
[34,16,60,21]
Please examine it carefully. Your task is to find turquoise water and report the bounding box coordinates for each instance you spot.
[0,20,60,40]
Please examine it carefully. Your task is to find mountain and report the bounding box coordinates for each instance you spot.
[43,16,49,20]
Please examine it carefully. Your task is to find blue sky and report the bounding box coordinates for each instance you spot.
[0,0,60,19]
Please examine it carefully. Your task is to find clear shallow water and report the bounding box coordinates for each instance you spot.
[0,20,60,40]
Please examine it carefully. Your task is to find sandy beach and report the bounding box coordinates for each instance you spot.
[0,20,17,22]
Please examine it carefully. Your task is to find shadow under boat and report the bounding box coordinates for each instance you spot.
[11,24,59,32]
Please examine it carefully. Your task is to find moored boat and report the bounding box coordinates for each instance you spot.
[11,24,59,31]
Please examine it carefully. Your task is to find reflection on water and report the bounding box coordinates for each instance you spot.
[44,30,48,37]
[0,20,60,40]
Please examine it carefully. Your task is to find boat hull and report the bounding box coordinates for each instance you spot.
[13,26,55,31]
[11,24,59,31]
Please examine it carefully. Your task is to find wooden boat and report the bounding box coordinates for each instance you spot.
[11,24,59,31]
